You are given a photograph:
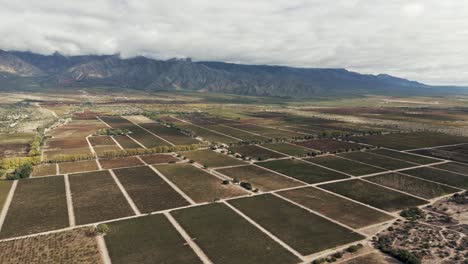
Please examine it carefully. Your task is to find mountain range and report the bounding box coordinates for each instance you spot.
[0,49,465,97]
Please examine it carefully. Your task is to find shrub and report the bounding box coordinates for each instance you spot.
[95,224,110,235]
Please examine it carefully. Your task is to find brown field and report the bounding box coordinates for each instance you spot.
[113,166,189,213]
[296,139,363,152]
[93,145,122,156]
[341,252,399,264]
[0,227,102,264]
[0,132,35,158]
[229,145,286,160]
[216,165,304,191]
[69,170,134,224]
[279,187,394,229]
[45,138,89,149]
[155,164,247,203]
[0,177,69,238]
[180,149,246,168]
[88,136,116,146]
[100,156,144,169]
[47,120,105,138]
[113,135,141,149]
[31,163,57,177]
[139,154,179,164]
[59,160,99,174]
[43,147,93,161]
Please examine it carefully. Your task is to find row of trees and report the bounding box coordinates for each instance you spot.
[1,156,41,170]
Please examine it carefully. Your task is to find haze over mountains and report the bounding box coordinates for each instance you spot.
[0,49,465,97]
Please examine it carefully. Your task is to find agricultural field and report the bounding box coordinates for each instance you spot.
[368,148,439,164]
[203,124,268,141]
[228,194,365,255]
[295,139,363,153]
[0,227,102,264]
[139,122,199,145]
[365,173,460,199]
[257,159,349,184]
[105,214,202,264]
[338,151,415,170]
[88,135,116,146]
[432,162,468,175]
[352,132,468,150]
[113,135,141,149]
[139,154,179,164]
[179,149,245,168]
[93,145,122,156]
[99,156,144,169]
[113,166,189,213]
[58,160,99,174]
[43,147,93,161]
[305,155,385,176]
[216,165,304,191]
[0,132,35,158]
[319,179,428,212]
[0,180,12,211]
[341,252,399,264]
[175,122,238,143]
[261,142,314,157]
[228,123,304,138]
[171,202,300,264]
[400,167,468,190]
[0,177,68,238]
[278,187,394,229]
[69,170,134,224]
[155,164,247,202]
[45,138,89,149]
[229,144,286,160]
[31,163,57,176]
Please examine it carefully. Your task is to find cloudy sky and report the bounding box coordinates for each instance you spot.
[0,0,467,85]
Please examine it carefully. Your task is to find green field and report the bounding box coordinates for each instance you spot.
[319,179,427,212]
[216,165,304,191]
[369,148,439,164]
[261,142,313,157]
[400,167,468,190]
[228,194,365,255]
[0,177,68,239]
[257,159,349,184]
[105,214,202,264]
[180,149,246,167]
[278,187,394,229]
[366,173,460,199]
[113,166,189,213]
[155,164,247,202]
[338,151,414,170]
[171,203,300,264]
[69,170,134,224]
[229,145,286,160]
[306,155,385,176]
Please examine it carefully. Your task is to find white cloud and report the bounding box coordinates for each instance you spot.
[0,0,467,85]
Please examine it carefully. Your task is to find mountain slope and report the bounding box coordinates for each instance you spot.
[0,50,461,97]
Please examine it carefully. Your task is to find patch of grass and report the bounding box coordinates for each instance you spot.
[228,194,365,255]
[229,145,286,160]
[180,149,246,167]
[113,166,189,213]
[0,176,68,238]
[306,155,385,176]
[278,187,393,229]
[216,165,303,191]
[319,179,427,212]
[155,164,247,203]
[401,167,468,190]
[171,203,300,264]
[367,173,460,199]
[338,151,414,170]
[257,159,349,184]
[69,170,134,225]
[105,214,202,264]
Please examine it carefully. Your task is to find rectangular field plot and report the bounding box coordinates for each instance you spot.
[261,142,313,157]
[400,167,468,190]
[105,214,202,264]
[257,159,349,184]
[410,148,468,163]
[296,139,363,153]
[0,227,102,264]
[59,160,99,174]
[229,123,303,138]
[88,135,116,146]
[319,179,427,212]
[45,138,89,149]
[338,151,414,170]
[180,149,246,168]
[0,177,68,238]
[229,145,286,160]
[0,180,13,212]
[177,122,238,143]
[69,170,134,225]
[366,173,460,199]
[113,135,141,149]
[305,155,385,176]
[155,164,247,203]
[204,124,268,141]
[100,156,144,169]
[352,132,468,150]
[433,162,468,175]
[139,154,179,164]
[369,148,439,164]
[171,203,300,264]
[94,145,122,156]
[113,166,189,213]
[31,163,57,176]
[216,165,304,191]
[139,123,199,145]
[43,147,93,161]
[228,194,365,255]
[278,187,393,229]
